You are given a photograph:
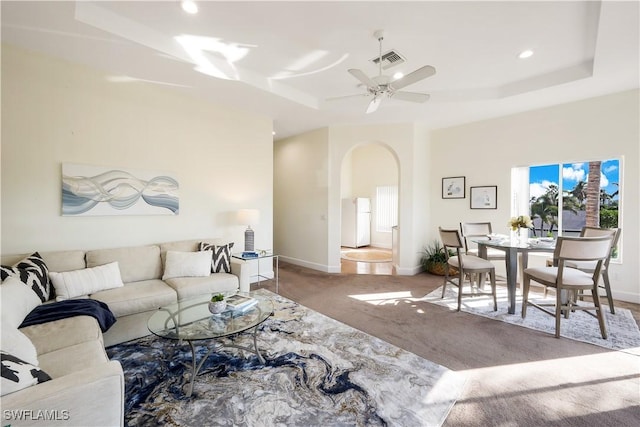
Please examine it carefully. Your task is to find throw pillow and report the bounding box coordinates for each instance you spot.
[0,252,52,302]
[1,327,39,367]
[162,250,213,280]
[0,276,42,328]
[199,242,234,273]
[1,351,51,396]
[49,262,124,301]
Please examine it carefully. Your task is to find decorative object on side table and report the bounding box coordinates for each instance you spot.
[237,209,260,251]
[208,294,227,314]
[421,240,458,276]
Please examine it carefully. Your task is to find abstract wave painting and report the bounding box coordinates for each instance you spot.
[62,163,179,216]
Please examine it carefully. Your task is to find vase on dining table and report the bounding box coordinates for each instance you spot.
[513,227,528,245]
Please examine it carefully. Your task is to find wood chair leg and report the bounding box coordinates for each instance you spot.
[592,288,608,339]
[521,276,530,318]
[602,272,615,314]
[555,289,563,338]
[490,271,497,311]
[441,273,448,299]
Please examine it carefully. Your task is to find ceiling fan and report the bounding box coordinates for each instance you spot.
[331,30,436,114]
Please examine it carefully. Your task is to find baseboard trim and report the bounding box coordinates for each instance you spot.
[612,290,640,304]
[278,256,340,273]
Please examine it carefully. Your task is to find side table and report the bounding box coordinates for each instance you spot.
[232,252,279,294]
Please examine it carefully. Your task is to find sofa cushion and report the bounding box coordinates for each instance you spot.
[200,242,234,273]
[1,252,52,302]
[162,250,212,280]
[1,351,51,396]
[164,273,240,301]
[1,276,42,328]
[49,262,124,301]
[37,340,108,379]
[1,327,39,367]
[91,279,176,317]
[20,316,103,356]
[86,245,162,283]
[39,250,86,273]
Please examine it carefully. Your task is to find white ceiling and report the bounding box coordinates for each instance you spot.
[2,1,639,140]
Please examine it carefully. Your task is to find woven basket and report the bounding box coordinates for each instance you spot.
[426,262,458,276]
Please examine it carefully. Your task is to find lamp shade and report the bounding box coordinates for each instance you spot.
[237,209,260,226]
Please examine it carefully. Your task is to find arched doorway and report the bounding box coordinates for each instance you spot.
[339,143,399,275]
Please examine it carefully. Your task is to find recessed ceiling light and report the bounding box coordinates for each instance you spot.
[181,1,198,14]
[393,72,404,80]
[518,49,534,59]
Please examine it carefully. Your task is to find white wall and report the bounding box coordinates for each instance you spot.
[274,123,431,275]
[1,45,274,259]
[430,89,640,303]
[273,128,330,271]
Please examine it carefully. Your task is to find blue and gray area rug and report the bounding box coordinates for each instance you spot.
[107,290,466,426]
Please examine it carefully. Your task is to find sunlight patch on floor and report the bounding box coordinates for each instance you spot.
[348,291,416,306]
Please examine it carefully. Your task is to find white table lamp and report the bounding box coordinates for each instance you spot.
[237,209,260,251]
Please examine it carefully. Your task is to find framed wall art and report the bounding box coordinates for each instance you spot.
[62,163,179,216]
[470,185,497,209]
[442,176,465,199]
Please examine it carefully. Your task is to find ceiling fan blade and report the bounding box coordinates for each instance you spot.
[326,93,370,102]
[392,91,430,103]
[348,68,378,89]
[390,65,436,90]
[366,96,382,114]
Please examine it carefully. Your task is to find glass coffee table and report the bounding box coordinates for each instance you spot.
[148,292,274,397]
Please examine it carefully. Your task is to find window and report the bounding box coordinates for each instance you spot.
[521,158,621,259]
[375,186,398,233]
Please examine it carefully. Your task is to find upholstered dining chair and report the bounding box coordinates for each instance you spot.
[439,227,497,312]
[568,227,621,314]
[459,222,506,261]
[545,227,620,313]
[522,235,613,339]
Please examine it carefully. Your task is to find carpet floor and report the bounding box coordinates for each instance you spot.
[421,286,640,354]
[263,262,640,427]
[107,289,466,426]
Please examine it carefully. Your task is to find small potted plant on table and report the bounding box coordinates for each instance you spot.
[208,293,227,314]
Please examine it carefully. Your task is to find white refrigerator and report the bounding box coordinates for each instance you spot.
[341,197,371,248]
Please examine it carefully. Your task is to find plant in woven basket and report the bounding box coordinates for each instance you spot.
[421,240,458,276]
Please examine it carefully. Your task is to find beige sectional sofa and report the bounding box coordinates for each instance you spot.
[1,238,249,426]
[2,314,124,427]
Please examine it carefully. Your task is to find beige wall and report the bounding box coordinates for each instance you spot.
[1,45,273,258]
[430,89,640,303]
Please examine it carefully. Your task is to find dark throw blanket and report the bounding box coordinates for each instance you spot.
[20,299,117,332]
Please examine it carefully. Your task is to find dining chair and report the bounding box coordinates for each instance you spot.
[439,227,497,312]
[459,222,506,260]
[545,227,620,313]
[522,235,613,339]
[569,227,621,314]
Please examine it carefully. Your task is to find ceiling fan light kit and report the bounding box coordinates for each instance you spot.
[337,30,436,114]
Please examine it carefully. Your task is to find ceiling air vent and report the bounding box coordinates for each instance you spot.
[370,49,406,70]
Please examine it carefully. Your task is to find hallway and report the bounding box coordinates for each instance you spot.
[340,246,396,275]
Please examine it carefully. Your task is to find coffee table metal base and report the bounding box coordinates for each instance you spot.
[184,323,266,397]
